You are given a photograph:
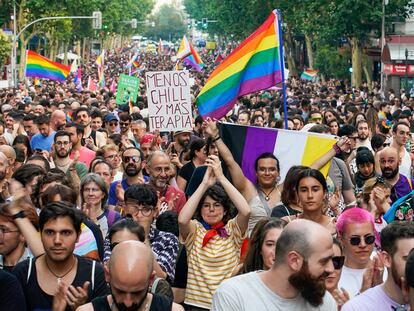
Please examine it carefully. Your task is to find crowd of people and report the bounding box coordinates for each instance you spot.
[0,45,414,311]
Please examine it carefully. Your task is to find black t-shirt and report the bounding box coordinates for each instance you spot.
[0,269,26,311]
[178,161,195,183]
[271,204,301,218]
[12,255,109,311]
[91,293,172,311]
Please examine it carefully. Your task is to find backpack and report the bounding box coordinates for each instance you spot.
[384,190,414,223]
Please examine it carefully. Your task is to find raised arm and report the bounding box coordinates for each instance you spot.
[204,118,256,201]
[311,137,349,170]
[209,155,251,234]
[178,165,215,240]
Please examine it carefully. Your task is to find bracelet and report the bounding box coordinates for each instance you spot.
[212,135,221,142]
[12,210,26,220]
[332,143,341,155]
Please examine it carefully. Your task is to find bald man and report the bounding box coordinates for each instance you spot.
[0,145,16,178]
[50,110,67,132]
[77,241,183,311]
[379,146,414,203]
[212,219,337,311]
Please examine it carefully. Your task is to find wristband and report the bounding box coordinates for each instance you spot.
[333,143,341,155]
[212,135,221,142]
[12,210,26,220]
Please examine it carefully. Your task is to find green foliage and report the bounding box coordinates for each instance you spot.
[0,29,12,67]
[144,4,186,41]
[314,45,350,79]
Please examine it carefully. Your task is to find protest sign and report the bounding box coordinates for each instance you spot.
[116,74,140,105]
[146,70,192,132]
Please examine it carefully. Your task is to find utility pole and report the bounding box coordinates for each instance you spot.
[10,12,101,87]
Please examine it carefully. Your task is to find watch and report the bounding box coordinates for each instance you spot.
[12,211,26,220]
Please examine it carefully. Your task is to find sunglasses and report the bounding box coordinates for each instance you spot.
[108,122,118,126]
[348,235,375,246]
[332,256,345,270]
[123,156,140,163]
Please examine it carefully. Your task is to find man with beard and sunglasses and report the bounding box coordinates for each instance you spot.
[211,219,337,311]
[108,147,145,209]
[379,147,414,204]
[77,241,183,311]
[342,221,414,311]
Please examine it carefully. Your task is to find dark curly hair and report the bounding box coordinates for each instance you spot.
[194,183,236,224]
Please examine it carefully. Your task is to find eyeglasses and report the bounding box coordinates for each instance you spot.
[348,235,375,246]
[83,187,101,193]
[126,203,155,217]
[123,156,140,163]
[0,227,19,235]
[332,256,345,270]
[257,167,278,174]
[310,117,322,122]
[383,143,390,147]
[55,141,70,146]
[120,122,130,126]
[105,154,120,160]
[108,122,118,126]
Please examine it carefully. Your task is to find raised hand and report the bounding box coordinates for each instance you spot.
[332,287,350,310]
[66,281,90,310]
[203,117,219,138]
[206,155,224,180]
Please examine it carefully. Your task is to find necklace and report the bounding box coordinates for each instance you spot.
[259,185,276,201]
[56,158,72,169]
[45,255,76,284]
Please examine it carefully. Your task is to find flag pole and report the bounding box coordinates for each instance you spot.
[276,9,288,129]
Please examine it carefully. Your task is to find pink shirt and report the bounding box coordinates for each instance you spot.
[71,147,96,170]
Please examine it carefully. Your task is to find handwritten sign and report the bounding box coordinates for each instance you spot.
[116,74,140,105]
[146,70,192,132]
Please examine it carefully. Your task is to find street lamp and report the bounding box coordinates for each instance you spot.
[405,48,409,91]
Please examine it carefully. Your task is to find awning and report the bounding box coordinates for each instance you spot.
[383,43,414,62]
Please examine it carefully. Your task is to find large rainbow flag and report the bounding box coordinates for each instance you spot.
[176,35,204,72]
[218,123,337,182]
[196,10,283,119]
[301,69,318,81]
[25,50,70,81]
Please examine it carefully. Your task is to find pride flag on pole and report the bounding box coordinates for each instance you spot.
[196,10,283,119]
[25,50,70,81]
[176,35,204,72]
[96,50,105,88]
[218,123,337,182]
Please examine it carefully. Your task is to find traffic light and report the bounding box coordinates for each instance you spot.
[202,18,207,29]
[187,20,192,29]
[92,11,102,29]
[131,18,137,29]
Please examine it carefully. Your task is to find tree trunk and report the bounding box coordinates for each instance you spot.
[63,41,68,65]
[284,29,298,77]
[362,53,372,90]
[305,34,314,69]
[351,37,363,87]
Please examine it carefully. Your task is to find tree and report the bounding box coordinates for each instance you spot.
[0,29,11,67]
[145,4,186,41]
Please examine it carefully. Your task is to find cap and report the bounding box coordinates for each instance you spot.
[406,249,414,287]
[140,133,155,145]
[173,130,192,137]
[1,104,12,113]
[104,113,118,123]
[117,104,130,112]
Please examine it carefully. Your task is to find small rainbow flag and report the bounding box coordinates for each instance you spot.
[196,10,283,119]
[177,35,204,72]
[300,69,318,81]
[25,50,70,81]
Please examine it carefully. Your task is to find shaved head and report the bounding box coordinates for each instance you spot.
[109,240,153,280]
[380,146,399,159]
[275,219,332,264]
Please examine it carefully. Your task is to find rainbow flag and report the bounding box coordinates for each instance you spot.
[196,10,283,119]
[301,69,318,81]
[176,35,204,72]
[25,50,70,81]
[219,123,337,182]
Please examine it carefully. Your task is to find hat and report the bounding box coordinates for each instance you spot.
[406,249,414,287]
[1,104,12,113]
[117,104,130,112]
[104,113,118,123]
[23,96,32,104]
[173,130,192,137]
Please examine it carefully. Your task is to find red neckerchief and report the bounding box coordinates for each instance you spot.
[201,221,229,247]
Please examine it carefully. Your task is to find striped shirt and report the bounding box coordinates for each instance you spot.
[181,219,245,309]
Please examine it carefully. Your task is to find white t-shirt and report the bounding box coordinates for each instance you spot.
[211,271,337,311]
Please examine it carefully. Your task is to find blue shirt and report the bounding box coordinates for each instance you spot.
[30,132,55,151]
[108,177,150,206]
